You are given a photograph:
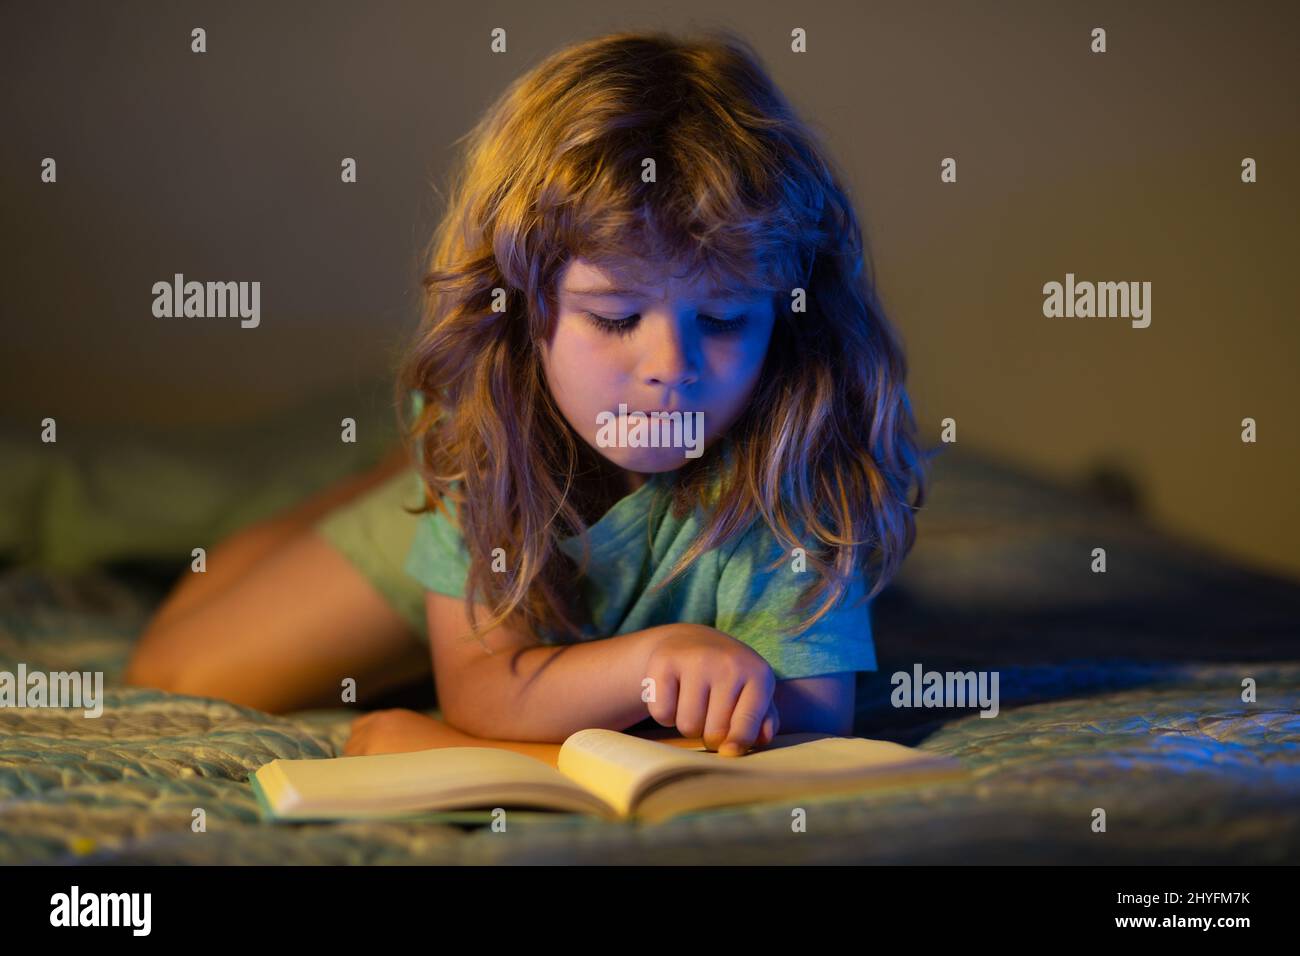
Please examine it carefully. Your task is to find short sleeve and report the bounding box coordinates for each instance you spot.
[714,519,877,680]
[401,392,469,598]
[402,497,470,600]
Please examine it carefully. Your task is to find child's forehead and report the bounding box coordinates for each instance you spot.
[559,256,763,300]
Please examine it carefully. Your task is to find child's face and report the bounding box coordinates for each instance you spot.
[540,257,776,479]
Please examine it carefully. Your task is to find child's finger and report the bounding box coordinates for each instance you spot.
[719,679,770,755]
[645,670,680,728]
[759,700,780,744]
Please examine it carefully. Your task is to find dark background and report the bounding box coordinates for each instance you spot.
[3,0,1296,579]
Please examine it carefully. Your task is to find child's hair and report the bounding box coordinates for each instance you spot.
[395,28,930,646]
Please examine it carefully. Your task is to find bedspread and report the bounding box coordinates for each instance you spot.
[2,567,1297,865]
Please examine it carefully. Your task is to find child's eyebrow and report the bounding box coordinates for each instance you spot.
[563,284,751,300]
[564,286,646,296]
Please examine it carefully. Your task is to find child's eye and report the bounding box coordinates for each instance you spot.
[583,311,639,338]
[582,311,748,337]
[699,313,748,334]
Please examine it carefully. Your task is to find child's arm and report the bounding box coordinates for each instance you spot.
[427,592,778,752]
[772,674,856,736]
[344,708,706,764]
[428,590,673,741]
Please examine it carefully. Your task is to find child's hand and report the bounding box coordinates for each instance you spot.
[642,624,780,757]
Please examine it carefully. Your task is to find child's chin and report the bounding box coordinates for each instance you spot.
[609,449,693,472]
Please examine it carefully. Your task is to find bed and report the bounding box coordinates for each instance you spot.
[2,403,1298,864]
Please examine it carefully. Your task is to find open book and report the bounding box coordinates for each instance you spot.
[249,729,968,825]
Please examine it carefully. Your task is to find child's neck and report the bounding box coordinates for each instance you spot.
[567,459,652,530]
[623,470,650,494]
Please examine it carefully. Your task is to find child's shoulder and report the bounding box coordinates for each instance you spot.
[717,506,814,567]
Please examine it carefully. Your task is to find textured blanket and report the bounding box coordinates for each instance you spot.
[2,567,1297,865]
[3,446,1298,864]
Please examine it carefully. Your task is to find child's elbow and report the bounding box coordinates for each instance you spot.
[433,665,496,738]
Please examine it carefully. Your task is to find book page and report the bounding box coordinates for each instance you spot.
[555,729,715,816]
[257,746,616,820]
[555,729,958,818]
[634,760,971,824]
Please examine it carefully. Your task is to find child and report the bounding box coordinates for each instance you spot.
[126,29,929,759]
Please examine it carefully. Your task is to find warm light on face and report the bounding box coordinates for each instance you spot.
[539,257,777,479]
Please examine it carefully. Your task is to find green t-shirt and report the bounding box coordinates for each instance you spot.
[402,470,877,681]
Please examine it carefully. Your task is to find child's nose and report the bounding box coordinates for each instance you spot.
[642,315,701,390]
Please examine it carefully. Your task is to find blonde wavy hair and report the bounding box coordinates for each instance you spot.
[395,29,930,648]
